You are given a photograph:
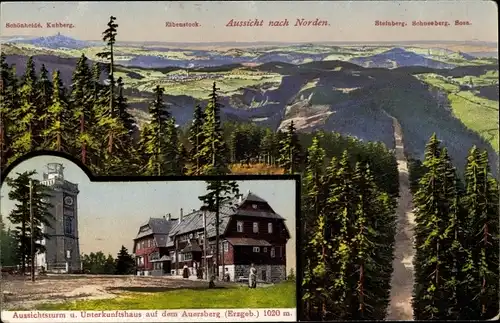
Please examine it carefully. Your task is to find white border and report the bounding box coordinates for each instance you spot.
[1,309,296,322]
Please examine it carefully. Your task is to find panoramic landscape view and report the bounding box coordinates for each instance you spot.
[0,0,498,322]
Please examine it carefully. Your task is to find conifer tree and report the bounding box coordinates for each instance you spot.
[115,245,135,275]
[164,117,182,175]
[116,76,135,136]
[70,54,94,165]
[43,70,69,152]
[412,134,456,320]
[324,151,356,319]
[463,147,499,319]
[351,162,395,320]
[198,82,229,175]
[0,53,19,169]
[5,171,54,274]
[439,148,467,319]
[187,104,205,174]
[37,64,52,141]
[11,57,39,160]
[278,121,302,174]
[302,135,327,320]
[230,127,249,164]
[142,86,171,175]
[96,15,118,118]
[198,180,240,280]
[96,16,119,159]
[136,123,153,174]
[302,135,326,235]
[0,216,19,267]
[261,128,278,165]
[89,62,107,169]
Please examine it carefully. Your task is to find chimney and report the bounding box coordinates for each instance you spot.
[178,208,183,223]
[166,213,171,221]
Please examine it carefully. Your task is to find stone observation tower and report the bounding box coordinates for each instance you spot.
[37,163,81,273]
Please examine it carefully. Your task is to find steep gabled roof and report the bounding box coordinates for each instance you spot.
[165,191,288,244]
[135,217,177,247]
[240,190,268,204]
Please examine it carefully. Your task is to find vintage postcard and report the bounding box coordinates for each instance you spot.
[0,0,498,322]
[1,156,298,322]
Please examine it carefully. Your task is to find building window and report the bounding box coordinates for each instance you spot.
[268,223,273,234]
[263,247,267,253]
[149,252,159,261]
[252,204,258,209]
[223,241,229,252]
[184,253,192,261]
[237,221,244,232]
[253,222,259,233]
[64,216,74,235]
[270,247,275,258]
[253,247,260,253]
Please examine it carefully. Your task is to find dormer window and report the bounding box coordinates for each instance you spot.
[268,223,273,234]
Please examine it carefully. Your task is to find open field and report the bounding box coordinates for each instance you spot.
[1,275,295,310]
[417,73,499,151]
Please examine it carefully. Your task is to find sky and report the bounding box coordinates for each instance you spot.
[0,1,497,43]
[0,156,297,272]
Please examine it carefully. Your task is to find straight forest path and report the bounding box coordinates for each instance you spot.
[385,112,416,321]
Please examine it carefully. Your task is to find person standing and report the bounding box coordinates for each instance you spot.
[248,263,257,288]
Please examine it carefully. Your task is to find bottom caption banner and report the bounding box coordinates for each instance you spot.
[1,309,296,322]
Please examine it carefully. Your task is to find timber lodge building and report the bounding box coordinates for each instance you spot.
[133,191,291,283]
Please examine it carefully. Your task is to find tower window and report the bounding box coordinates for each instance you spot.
[64,216,74,235]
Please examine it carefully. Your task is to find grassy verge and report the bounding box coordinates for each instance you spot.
[34,281,296,310]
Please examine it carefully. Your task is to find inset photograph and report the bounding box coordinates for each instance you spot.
[0,156,297,321]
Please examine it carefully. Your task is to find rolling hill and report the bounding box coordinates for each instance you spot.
[1,41,498,174]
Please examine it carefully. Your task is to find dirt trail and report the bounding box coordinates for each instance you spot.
[385,113,416,321]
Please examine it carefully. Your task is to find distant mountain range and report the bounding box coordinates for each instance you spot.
[2,34,498,70]
[350,47,455,69]
[7,33,99,49]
